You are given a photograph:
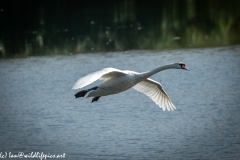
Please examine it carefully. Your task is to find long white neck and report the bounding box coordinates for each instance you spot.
[141,64,176,79]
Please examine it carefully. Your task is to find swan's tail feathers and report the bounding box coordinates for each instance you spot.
[92,96,101,103]
[75,90,88,98]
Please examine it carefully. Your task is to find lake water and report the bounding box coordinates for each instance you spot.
[0,45,240,160]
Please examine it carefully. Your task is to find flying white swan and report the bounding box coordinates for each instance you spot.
[72,62,189,111]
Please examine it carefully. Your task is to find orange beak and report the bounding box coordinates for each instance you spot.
[183,65,189,70]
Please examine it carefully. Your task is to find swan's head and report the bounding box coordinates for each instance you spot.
[173,62,189,70]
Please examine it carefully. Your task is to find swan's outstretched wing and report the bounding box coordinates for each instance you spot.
[72,68,126,90]
[133,78,176,111]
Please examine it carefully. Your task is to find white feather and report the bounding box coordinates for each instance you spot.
[72,68,126,90]
[132,78,175,111]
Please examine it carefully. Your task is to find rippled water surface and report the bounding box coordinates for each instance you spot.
[1,46,240,160]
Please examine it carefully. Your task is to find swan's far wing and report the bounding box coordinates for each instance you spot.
[72,68,126,90]
[133,78,176,111]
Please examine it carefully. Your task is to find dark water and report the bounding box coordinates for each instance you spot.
[0,46,240,160]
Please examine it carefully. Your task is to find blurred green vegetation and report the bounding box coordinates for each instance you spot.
[0,0,240,58]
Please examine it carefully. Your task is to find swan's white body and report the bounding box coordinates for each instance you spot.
[72,62,189,111]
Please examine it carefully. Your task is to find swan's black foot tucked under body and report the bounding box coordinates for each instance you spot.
[75,90,88,98]
[74,86,98,99]
[92,96,101,103]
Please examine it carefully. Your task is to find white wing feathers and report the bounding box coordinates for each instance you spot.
[133,78,176,111]
[72,68,126,90]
